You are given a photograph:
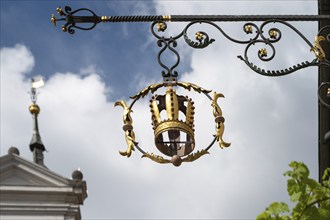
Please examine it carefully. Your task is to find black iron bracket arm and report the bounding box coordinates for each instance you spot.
[51,7,330,27]
[51,6,330,33]
[52,6,330,107]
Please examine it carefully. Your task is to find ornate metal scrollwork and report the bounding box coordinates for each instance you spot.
[157,37,180,79]
[150,19,329,77]
[52,6,102,34]
[183,30,215,49]
[151,21,183,81]
[182,21,260,48]
[238,20,330,76]
[318,82,330,109]
[52,6,330,78]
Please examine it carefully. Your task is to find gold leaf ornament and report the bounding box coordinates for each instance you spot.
[142,152,171,164]
[211,92,231,148]
[176,82,212,94]
[214,122,231,148]
[130,83,164,99]
[114,100,136,157]
[182,149,209,162]
[311,36,326,61]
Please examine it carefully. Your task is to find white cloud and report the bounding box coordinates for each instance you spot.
[1,44,34,151]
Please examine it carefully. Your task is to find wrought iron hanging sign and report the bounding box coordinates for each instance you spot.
[112,19,231,166]
[51,6,330,166]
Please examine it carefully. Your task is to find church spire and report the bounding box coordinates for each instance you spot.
[29,77,46,166]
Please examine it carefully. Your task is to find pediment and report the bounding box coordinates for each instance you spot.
[0,154,70,187]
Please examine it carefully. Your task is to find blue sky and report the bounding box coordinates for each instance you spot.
[1,0,321,219]
[1,1,166,99]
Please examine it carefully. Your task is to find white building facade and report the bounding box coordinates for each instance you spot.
[0,148,87,220]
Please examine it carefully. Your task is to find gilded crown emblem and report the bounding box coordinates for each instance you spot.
[150,86,195,157]
[115,82,230,166]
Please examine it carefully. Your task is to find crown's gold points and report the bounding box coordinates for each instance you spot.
[29,104,40,115]
[150,96,161,129]
[185,97,195,127]
[166,87,179,120]
[150,86,196,157]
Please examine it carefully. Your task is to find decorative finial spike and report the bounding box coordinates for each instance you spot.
[28,77,47,167]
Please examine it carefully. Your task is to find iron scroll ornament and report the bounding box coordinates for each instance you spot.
[318,82,330,109]
[52,6,330,77]
[51,6,102,34]
[237,20,330,76]
[152,20,330,77]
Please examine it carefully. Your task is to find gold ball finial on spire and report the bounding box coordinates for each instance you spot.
[29,103,40,115]
[29,76,44,115]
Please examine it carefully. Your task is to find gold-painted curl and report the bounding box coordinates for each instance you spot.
[176,82,212,94]
[114,100,135,157]
[182,149,209,162]
[311,36,326,61]
[212,92,231,149]
[142,152,171,164]
[130,83,164,100]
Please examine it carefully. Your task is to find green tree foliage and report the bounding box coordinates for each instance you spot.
[257,161,330,220]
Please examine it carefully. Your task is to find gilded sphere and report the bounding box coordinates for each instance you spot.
[171,155,182,167]
[29,104,40,114]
